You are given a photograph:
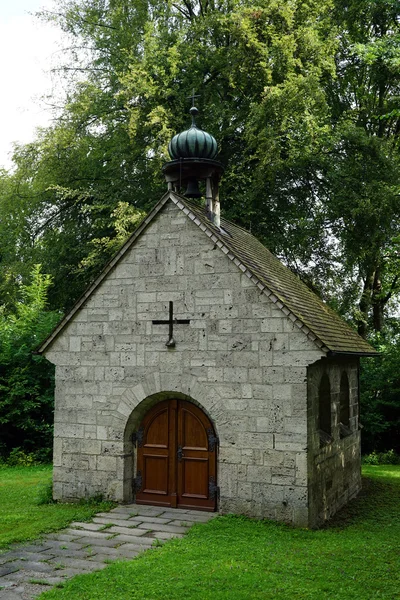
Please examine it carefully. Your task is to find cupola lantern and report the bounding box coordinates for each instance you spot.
[163,99,224,227]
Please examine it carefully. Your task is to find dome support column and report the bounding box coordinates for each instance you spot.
[205,177,213,220]
[212,181,221,228]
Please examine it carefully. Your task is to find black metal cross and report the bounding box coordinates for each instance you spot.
[152,301,190,348]
[187,88,200,107]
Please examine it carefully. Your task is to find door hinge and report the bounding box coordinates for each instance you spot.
[209,476,220,501]
[133,470,143,493]
[132,426,144,447]
[207,428,219,452]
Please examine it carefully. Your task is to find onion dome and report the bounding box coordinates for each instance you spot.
[168,107,218,160]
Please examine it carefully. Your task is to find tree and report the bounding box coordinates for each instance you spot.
[17,0,334,311]
[321,0,400,337]
[0,266,60,458]
[1,132,145,312]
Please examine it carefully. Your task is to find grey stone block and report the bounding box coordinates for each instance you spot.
[8,561,53,573]
[107,526,150,537]
[70,536,122,548]
[0,565,19,577]
[0,591,23,600]
[135,523,188,534]
[127,516,173,525]
[112,535,154,547]
[47,557,107,572]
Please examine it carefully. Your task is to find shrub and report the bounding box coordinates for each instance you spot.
[0,447,52,467]
[363,449,400,465]
[6,448,37,467]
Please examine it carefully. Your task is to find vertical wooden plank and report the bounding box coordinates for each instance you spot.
[169,398,178,508]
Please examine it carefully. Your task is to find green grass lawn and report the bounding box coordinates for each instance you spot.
[36,465,400,600]
[0,465,114,550]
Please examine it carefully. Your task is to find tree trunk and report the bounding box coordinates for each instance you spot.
[372,266,384,332]
[358,266,376,338]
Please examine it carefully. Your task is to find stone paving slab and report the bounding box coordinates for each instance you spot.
[124,515,173,525]
[92,516,140,528]
[63,529,115,540]
[0,590,24,600]
[68,535,123,548]
[0,505,216,599]
[0,565,19,578]
[8,563,54,574]
[45,534,77,543]
[146,531,182,540]
[136,522,187,534]
[46,557,107,572]
[108,534,155,546]
[40,549,93,560]
[68,522,104,531]
[44,541,85,551]
[107,525,152,537]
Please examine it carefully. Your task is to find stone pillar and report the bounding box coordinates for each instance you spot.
[212,180,220,228]
[205,177,213,219]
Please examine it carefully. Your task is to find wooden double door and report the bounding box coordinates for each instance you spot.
[135,399,217,511]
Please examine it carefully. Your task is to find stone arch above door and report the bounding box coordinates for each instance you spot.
[117,371,222,428]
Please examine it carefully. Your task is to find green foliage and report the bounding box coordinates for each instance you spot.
[0,447,53,467]
[321,0,400,335]
[5,448,38,467]
[78,201,145,272]
[39,466,400,600]
[0,465,114,549]
[360,333,400,453]
[0,266,60,458]
[363,449,400,465]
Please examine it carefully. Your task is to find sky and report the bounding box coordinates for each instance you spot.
[0,0,63,169]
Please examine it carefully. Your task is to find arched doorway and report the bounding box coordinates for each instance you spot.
[134,399,218,512]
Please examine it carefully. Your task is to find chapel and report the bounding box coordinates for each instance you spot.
[38,105,377,528]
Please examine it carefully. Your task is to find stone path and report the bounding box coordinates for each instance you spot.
[0,505,217,600]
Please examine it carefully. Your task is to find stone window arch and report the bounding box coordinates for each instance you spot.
[318,373,332,446]
[339,372,351,438]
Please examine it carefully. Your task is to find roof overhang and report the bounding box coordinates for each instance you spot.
[327,350,379,358]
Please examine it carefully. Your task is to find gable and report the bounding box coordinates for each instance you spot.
[38,191,376,356]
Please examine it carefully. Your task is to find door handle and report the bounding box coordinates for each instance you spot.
[177,446,183,462]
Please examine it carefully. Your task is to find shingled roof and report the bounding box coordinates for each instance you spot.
[38,191,377,356]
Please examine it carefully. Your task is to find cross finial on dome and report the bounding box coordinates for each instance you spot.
[187,88,200,107]
[187,89,200,126]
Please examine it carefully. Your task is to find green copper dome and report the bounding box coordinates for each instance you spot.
[168,107,218,160]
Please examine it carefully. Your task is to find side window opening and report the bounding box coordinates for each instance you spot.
[318,373,332,447]
[339,372,352,438]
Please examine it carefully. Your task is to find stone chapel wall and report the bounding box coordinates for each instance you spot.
[46,200,324,526]
[307,357,361,527]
